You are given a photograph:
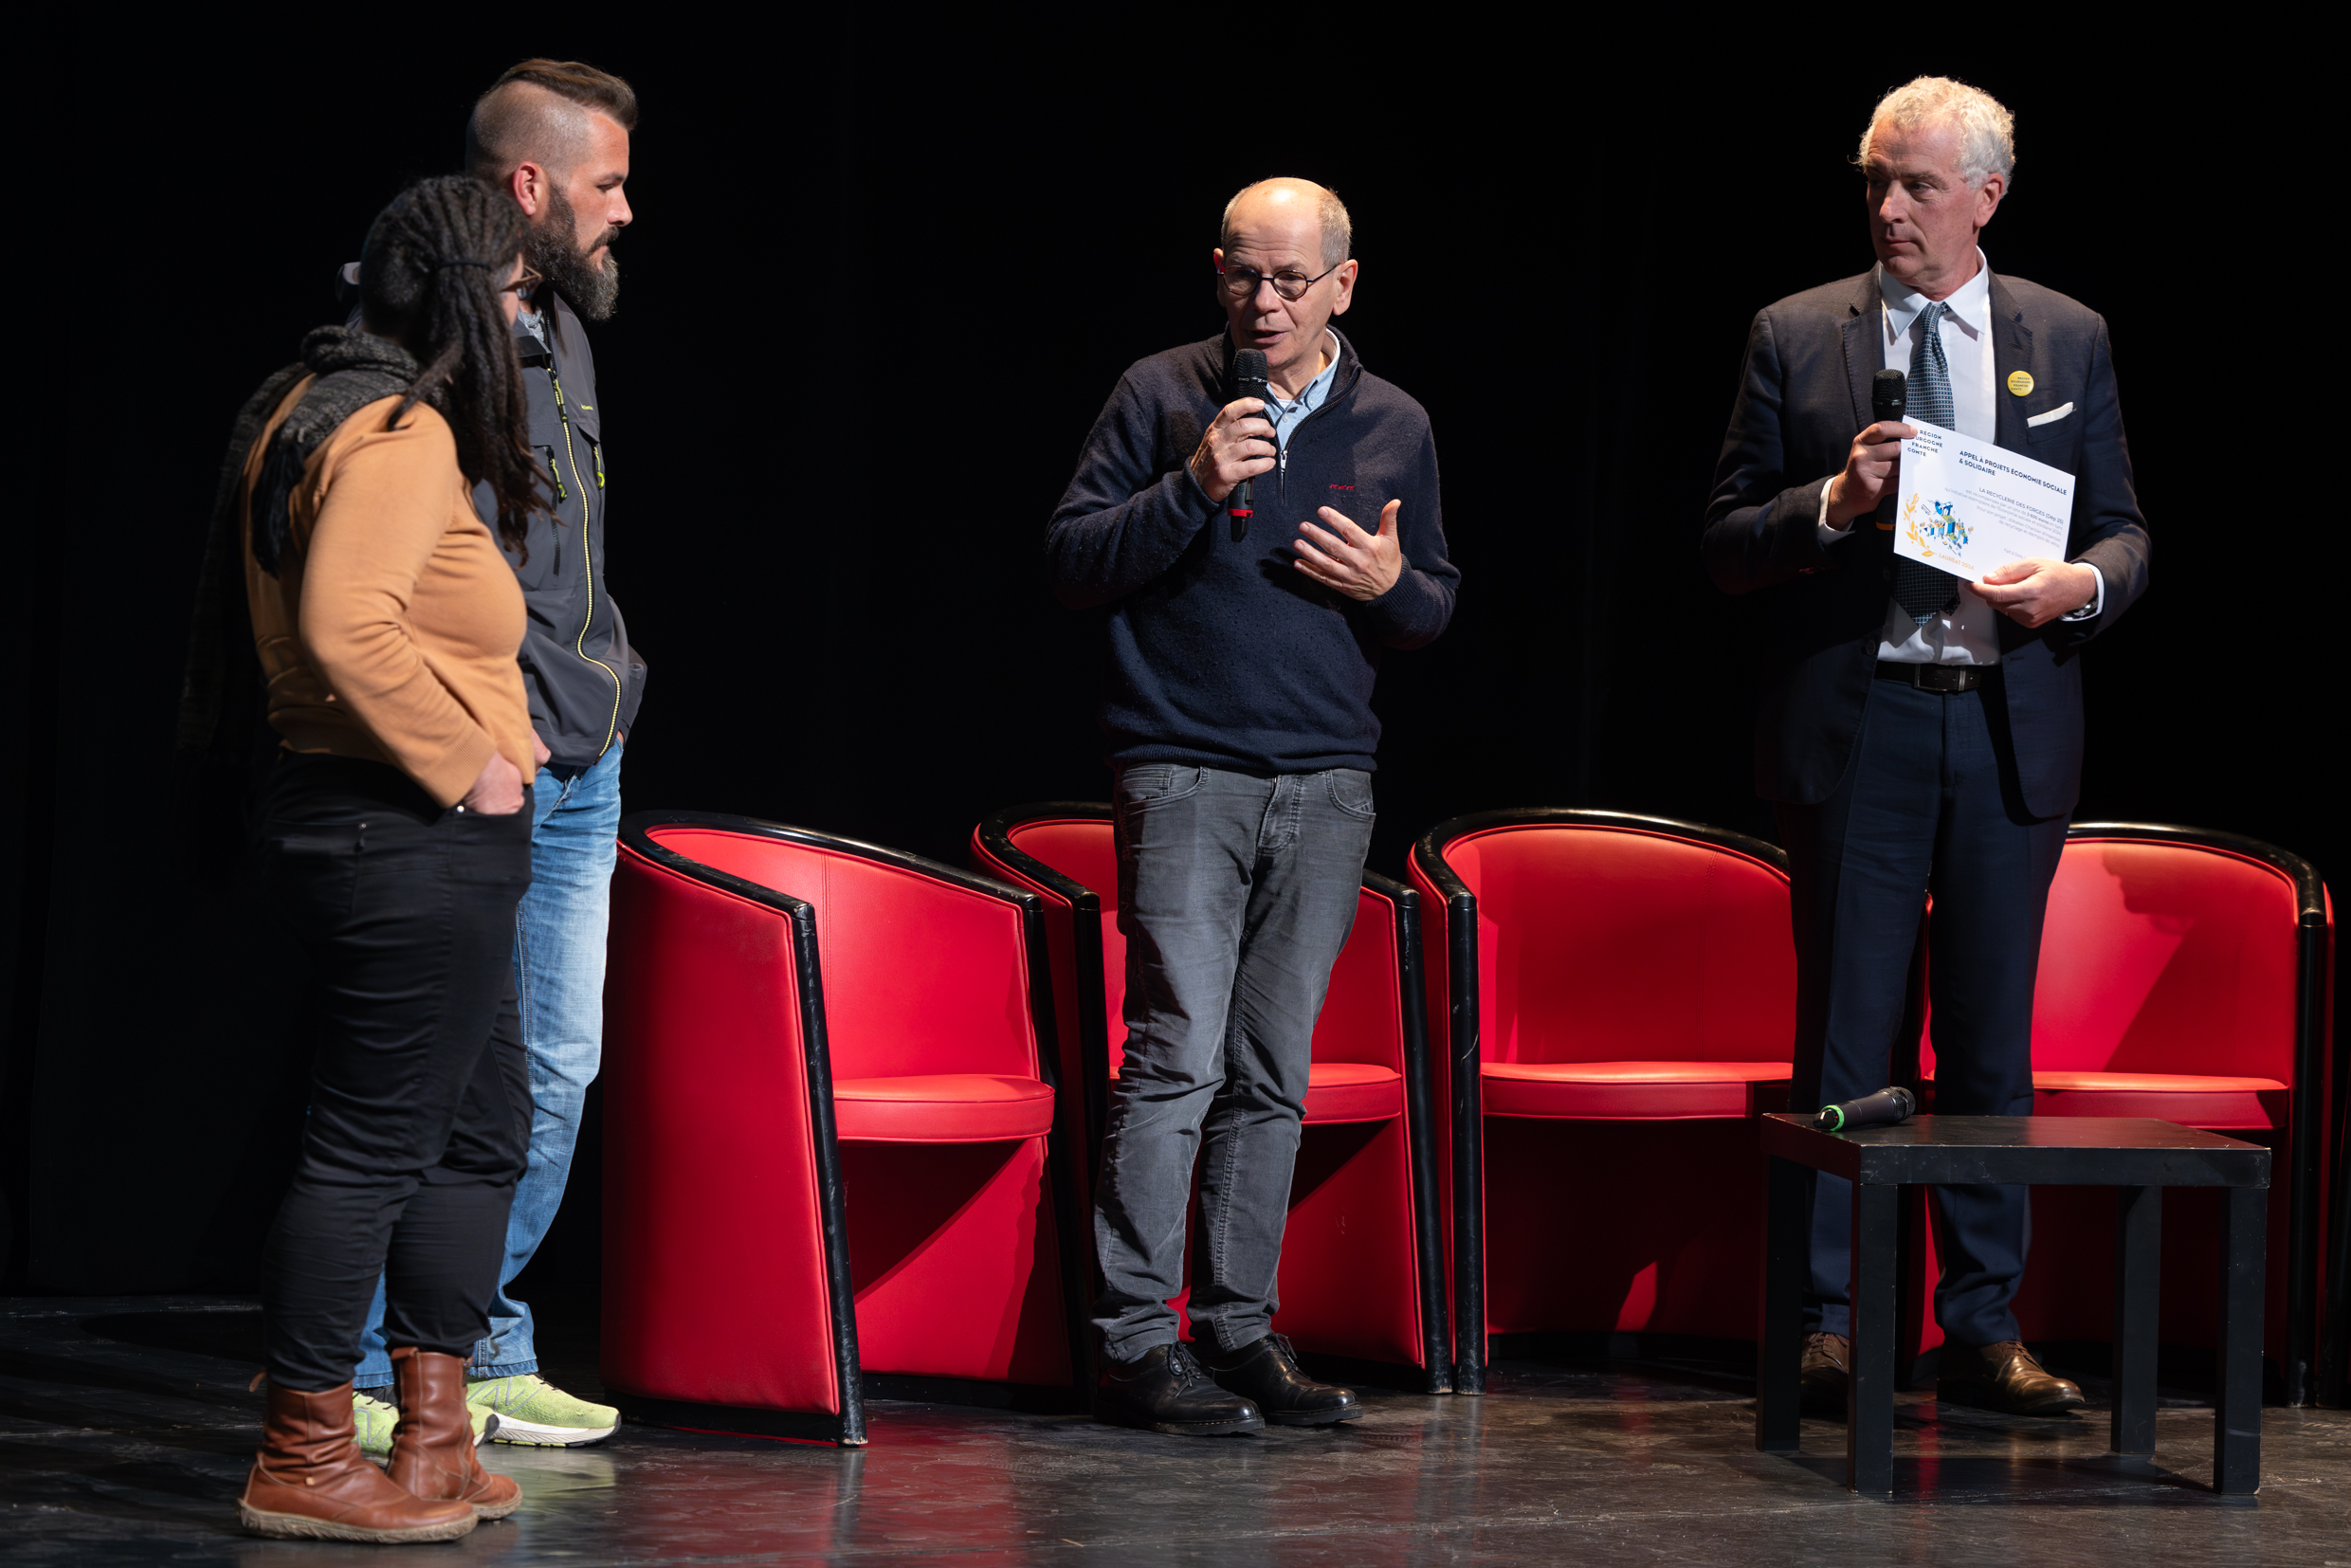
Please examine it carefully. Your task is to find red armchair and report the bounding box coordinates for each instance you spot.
[601,812,1088,1444]
[1917,822,2337,1404]
[973,804,1451,1391]
[1409,810,1797,1393]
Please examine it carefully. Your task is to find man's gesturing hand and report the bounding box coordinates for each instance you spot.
[1188,398,1276,504]
[1976,558,2098,629]
[1294,500,1404,602]
[1825,420,1915,527]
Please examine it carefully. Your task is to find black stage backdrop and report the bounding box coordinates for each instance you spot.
[5,27,2328,1300]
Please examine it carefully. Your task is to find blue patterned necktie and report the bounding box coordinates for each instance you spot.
[1893,301,1960,622]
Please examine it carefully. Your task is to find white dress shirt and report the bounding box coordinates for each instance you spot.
[1816,250,2102,665]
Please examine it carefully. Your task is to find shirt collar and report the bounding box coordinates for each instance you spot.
[1879,249,1992,343]
[1267,330,1342,411]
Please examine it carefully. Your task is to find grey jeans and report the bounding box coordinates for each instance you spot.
[1092,762,1376,1360]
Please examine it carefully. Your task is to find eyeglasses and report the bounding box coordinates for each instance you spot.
[500,264,544,297]
[1217,260,1343,302]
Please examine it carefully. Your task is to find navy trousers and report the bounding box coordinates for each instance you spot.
[1777,674,2069,1348]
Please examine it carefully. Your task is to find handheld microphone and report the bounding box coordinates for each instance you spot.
[1230,350,1269,541]
[1871,367,1907,426]
[1813,1085,1917,1134]
[1870,369,1906,530]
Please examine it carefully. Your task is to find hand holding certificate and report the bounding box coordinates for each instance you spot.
[1895,420,2095,626]
[1894,420,2073,580]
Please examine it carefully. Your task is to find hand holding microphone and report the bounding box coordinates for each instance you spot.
[1187,349,1276,528]
[1824,368,1916,528]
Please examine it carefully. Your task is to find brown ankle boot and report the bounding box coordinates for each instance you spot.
[386,1347,522,1520]
[238,1380,479,1542]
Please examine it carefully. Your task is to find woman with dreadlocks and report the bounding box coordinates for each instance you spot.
[208,175,549,1543]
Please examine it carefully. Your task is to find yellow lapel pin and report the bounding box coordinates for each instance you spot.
[2007,370,2034,396]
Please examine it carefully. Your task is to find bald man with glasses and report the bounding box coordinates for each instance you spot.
[1046,177,1459,1436]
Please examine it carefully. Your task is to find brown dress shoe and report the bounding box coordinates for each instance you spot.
[386,1348,523,1521]
[1938,1340,2087,1414]
[1798,1331,1850,1413]
[238,1380,479,1542]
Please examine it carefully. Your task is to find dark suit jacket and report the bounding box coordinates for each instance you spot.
[1702,269,2151,817]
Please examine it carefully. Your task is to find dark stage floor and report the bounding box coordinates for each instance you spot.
[4,1298,2347,1565]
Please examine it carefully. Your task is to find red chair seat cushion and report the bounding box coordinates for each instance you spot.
[1303,1062,1404,1124]
[831,1074,1054,1142]
[1482,1060,1792,1120]
[2029,1069,2288,1130]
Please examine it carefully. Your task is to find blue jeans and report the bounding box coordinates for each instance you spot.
[354,741,623,1388]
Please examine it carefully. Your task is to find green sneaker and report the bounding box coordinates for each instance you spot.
[353,1389,399,1457]
[352,1389,496,1456]
[465,1375,617,1447]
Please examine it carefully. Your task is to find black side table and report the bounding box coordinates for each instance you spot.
[1756,1114,2271,1494]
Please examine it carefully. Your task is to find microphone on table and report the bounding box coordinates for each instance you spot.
[1230,349,1269,541]
[1871,369,1906,531]
[1814,1085,1917,1134]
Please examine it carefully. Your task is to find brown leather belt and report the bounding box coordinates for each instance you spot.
[1874,661,1991,693]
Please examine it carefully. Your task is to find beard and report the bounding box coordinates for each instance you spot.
[528,184,622,321]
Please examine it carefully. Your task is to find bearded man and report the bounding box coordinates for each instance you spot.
[338,58,645,1452]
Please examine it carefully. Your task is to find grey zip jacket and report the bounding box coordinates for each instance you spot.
[494,289,645,768]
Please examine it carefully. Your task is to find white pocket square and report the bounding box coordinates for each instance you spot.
[2026,401,2076,428]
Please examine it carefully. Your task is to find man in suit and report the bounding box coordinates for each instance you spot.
[1703,77,2150,1414]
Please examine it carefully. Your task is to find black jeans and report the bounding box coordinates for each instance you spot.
[258,755,534,1392]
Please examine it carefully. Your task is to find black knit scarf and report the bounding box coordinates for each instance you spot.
[170,327,427,871]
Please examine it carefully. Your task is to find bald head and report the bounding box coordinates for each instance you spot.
[464,59,639,183]
[1220,178,1352,269]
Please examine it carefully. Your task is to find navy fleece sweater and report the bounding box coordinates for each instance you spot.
[1046,331,1457,774]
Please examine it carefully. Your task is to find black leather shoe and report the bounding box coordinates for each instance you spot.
[1799,1331,1850,1415]
[1095,1343,1265,1436]
[1197,1334,1362,1426]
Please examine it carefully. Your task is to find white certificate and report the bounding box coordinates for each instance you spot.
[1894,420,2074,581]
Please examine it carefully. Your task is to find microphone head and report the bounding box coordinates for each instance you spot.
[1871,368,1907,421]
[1232,349,1270,399]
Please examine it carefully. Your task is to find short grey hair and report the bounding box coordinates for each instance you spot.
[1219,179,1353,269]
[1858,76,2016,188]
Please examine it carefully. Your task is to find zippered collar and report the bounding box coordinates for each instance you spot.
[1213,327,1364,414]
